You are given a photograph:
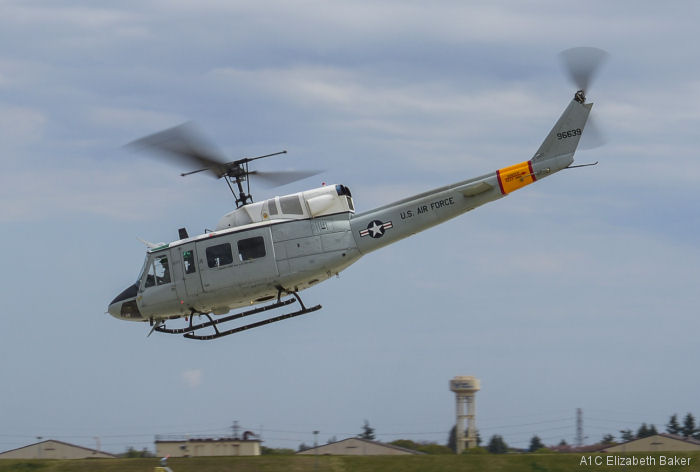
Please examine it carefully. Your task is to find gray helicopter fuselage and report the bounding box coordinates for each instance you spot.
[109,185,362,321]
[108,96,592,324]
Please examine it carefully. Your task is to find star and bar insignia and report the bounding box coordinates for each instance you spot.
[359,220,393,238]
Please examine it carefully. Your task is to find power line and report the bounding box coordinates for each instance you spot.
[478,417,572,431]
[1,410,669,453]
[586,417,649,425]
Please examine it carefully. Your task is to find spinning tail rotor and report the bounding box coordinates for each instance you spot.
[560,46,608,94]
[559,47,609,149]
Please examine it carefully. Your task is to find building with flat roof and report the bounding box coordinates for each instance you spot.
[155,434,261,457]
[0,440,115,459]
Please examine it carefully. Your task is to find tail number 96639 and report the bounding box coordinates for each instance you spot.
[556,128,582,140]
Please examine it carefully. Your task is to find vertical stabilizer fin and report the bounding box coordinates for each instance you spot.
[531,95,592,162]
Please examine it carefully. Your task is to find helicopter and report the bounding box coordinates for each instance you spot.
[107,48,607,340]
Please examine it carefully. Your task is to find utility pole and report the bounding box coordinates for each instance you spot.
[576,408,584,447]
[313,430,319,471]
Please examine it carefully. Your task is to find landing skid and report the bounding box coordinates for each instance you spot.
[152,290,321,340]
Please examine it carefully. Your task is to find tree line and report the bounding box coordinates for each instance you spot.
[604,412,700,446]
[287,413,700,455]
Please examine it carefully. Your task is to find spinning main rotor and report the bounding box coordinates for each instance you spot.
[128,123,319,207]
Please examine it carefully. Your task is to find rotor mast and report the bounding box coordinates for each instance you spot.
[226,151,287,208]
[181,150,288,208]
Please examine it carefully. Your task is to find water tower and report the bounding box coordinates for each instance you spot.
[450,375,480,454]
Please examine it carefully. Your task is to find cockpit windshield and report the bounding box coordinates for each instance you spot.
[140,253,172,289]
[137,256,149,284]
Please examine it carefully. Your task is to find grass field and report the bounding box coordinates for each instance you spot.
[1,452,699,472]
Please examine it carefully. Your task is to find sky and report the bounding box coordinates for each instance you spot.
[1,0,699,455]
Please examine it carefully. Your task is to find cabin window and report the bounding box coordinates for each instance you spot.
[206,243,233,268]
[268,199,278,216]
[280,195,303,215]
[237,236,266,261]
[183,250,196,274]
[346,196,354,212]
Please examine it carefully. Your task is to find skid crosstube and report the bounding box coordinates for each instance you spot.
[152,293,321,340]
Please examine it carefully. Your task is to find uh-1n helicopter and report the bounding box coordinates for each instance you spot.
[107,47,607,340]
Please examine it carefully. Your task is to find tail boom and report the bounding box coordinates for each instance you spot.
[350,95,593,255]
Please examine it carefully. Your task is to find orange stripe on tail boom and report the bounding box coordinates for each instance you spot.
[496,160,537,195]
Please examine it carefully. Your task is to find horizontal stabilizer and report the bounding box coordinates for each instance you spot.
[461,181,492,197]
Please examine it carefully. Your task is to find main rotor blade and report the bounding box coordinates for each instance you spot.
[126,122,228,178]
[250,169,324,187]
[559,47,609,92]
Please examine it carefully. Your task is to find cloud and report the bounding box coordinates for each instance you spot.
[1,4,136,30]
[87,107,184,133]
[181,369,202,388]
[0,105,47,148]
[210,65,542,118]
[146,1,666,48]
[206,64,553,169]
[0,163,207,223]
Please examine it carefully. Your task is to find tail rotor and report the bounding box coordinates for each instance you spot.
[559,46,609,95]
[559,47,609,149]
